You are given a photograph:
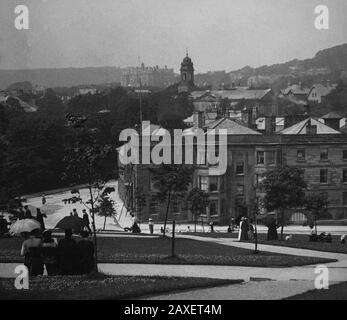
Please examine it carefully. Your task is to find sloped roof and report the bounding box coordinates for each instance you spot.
[212,89,271,100]
[309,84,335,97]
[190,91,207,99]
[204,118,262,135]
[340,124,347,134]
[321,112,342,119]
[183,115,193,123]
[281,84,310,96]
[280,118,341,135]
[190,88,271,101]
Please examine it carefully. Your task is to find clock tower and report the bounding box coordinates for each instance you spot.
[178,51,194,93]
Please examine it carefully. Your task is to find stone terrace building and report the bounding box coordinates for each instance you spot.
[118,116,347,224]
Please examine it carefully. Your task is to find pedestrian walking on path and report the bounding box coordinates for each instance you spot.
[238,217,249,241]
[73,208,79,218]
[82,209,92,234]
[36,208,47,231]
[42,194,46,205]
[148,218,154,234]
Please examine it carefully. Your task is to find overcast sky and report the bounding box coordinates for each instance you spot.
[0,0,347,73]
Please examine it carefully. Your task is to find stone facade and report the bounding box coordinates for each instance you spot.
[118,129,347,224]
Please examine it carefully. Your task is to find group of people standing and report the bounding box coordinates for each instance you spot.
[70,208,92,234]
[15,205,47,231]
[21,228,95,276]
[238,216,255,241]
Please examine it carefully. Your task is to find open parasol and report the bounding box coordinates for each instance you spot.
[55,216,86,232]
[9,218,41,235]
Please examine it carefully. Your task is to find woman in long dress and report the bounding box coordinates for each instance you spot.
[238,218,243,241]
[238,217,249,241]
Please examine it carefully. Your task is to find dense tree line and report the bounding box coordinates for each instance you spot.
[0,86,193,206]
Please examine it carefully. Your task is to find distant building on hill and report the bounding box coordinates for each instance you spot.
[281,82,337,104]
[121,63,176,88]
[77,88,98,95]
[307,82,337,104]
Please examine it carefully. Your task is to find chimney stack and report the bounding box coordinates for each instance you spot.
[264,116,276,134]
[306,119,317,135]
[241,107,254,128]
[193,111,205,128]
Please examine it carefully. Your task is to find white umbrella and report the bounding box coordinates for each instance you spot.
[9,218,41,235]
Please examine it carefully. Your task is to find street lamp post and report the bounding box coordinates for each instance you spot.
[254,202,259,254]
[253,190,260,254]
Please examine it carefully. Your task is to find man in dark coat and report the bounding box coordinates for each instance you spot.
[77,231,95,274]
[239,217,249,241]
[73,208,79,218]
[82,209,92,234]
[36,208,47,231]
[58,229,78,275]
[267,218,278,240]
[0,215,9,236]
[18,207,25,220]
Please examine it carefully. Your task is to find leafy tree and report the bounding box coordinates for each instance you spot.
[262,166,307,240]
[154,91,194,130]
[63,114,117,272]
[151,165,193,236]
[133,187,147,218]
[36,88,65,116]
[304,193,329,234]
[67,92,106,116]
[95,191,116,230]
[187,188,209,232]
[1,112,66,203]
[324,81,347,116]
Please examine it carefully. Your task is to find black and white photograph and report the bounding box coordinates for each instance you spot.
[0,0,347,306]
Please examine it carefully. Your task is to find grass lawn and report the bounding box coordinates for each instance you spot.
[0,236,336,267]
[181,232,238,239]
[182,232,347,254]
[285,281,347,300]
[0,274,241,300]
[253,234,347,254]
